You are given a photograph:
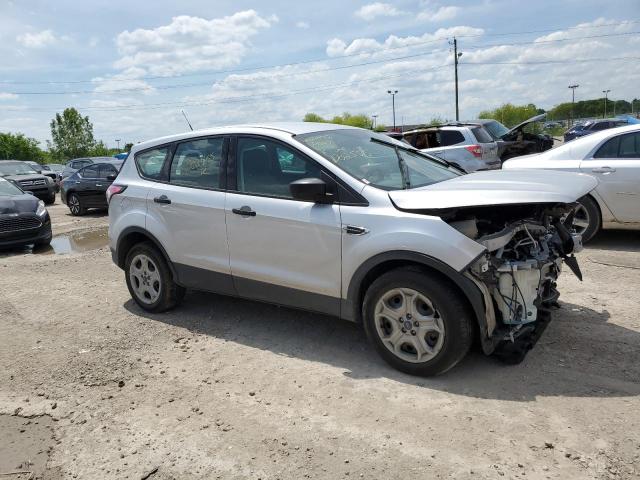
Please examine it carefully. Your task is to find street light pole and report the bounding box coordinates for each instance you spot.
[602,89,611,118]
[371,115,378,130]
[115,139,121,150]
[568,84,579,126]
[387,90,398,130]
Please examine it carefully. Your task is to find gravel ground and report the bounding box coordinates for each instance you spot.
[1,200,639,479]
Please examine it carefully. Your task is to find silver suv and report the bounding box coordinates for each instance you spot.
[399,124,500,172]
[108,123,595,376]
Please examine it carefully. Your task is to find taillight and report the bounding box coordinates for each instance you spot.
[106,184,127,203]
[465,145,483,158]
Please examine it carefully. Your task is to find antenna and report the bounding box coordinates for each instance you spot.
[181,110,194,131]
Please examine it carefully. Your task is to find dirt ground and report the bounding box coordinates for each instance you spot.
[1,200,639,480]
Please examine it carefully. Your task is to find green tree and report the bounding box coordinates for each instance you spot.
[0,132,45,161]
[124,142,134,152]
[478,103,539,127]
[303,112,382,130]
[49,108,96,160]
[303,113,326,123]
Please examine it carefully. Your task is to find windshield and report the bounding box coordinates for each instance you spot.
[47,165,64,172]
[0,162,38,176]
[295,129,459,190]
[0,179,24,195]
[482,120,510,140]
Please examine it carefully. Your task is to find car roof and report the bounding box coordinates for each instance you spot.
[132,122,360,152]
[543,123,640,159]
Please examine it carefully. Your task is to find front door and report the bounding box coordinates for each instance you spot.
[77,164,102,206]
[225,136,342,315]
[580,131,640,222]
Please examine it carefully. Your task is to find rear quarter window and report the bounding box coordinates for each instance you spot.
[135,147,170,180]
[438,130,465,146]
[471,127,494,143]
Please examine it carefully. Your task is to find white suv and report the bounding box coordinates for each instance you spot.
[108,123,595,376]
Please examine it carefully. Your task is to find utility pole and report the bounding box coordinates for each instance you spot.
[453,37,462,121]
[371,115,378,130]
[387,90,398,131]
[602,89,611,118]
[568,84,579,126]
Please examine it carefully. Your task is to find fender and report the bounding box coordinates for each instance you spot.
[114,226,178,280]
[342,250,487,345]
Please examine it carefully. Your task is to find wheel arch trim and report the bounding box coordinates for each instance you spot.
[115,226,177,279]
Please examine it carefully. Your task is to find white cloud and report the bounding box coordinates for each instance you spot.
[16,29,57,48]
[0,93,19,101]
[354,3,407,21]
[417,6,460,22]
[296,21,310,29]
[113,10,277,76]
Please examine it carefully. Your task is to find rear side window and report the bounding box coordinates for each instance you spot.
[471,127,493,143]
[136,147,169,180]
[592,122,609,131]
[98,164,118,179]
[80,164,99,178]
[438,130,465,146]
[169,137,224,189]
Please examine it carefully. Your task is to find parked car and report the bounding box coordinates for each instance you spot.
[0,177,52,249]
[397,124,500,172]
[61,157,121,179]
[0,160,56,204]
[108,123,595,376]
[503,124,640,241]
[24,161,61,192]
[474,114,554,160]
[61,161,121,215]
[564,118,627,142]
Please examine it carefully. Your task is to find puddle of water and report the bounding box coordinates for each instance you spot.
[47,226,109,255]
[0,226,109,257]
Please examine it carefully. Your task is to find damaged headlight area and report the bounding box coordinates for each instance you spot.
[446,203,584,363]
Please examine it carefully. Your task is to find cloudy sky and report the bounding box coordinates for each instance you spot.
[1,0,639,147]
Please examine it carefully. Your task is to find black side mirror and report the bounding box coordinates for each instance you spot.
[106,174,117,181]
[289,178,333,203]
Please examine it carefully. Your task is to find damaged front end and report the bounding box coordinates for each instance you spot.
[446,203,584,364]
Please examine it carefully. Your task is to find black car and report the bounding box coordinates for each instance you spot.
[0,177,52,249]
[61,161,121,215]
[0,160,57,204]
[473,114,554,160]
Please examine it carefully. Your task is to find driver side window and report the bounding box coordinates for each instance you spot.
[236,137,321,198]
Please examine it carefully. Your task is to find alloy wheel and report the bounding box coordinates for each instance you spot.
[374,287,445,363]
[129,254,162,304]
[68,195,81,215]
[572,203,590,236]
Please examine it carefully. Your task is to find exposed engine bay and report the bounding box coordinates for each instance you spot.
[444,203,583,363]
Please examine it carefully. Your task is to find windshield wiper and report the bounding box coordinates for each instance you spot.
[395,148,411,189]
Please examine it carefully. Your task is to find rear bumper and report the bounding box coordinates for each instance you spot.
[0,214,52,248]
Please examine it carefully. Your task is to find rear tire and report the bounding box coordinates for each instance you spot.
[362,267,473,376]
[67,193,85,216]
[45,193,56,205]
[125,242,185,313]
[575,195,601,243]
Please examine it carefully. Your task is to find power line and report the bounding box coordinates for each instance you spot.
[6,30,638,96]
[0,19,637,86]
[5,55,638,114]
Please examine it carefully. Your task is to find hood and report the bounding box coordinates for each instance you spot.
[0,194,39,214]
[505,113,546,136]
[388,169,597,210]
[3,173,49,182]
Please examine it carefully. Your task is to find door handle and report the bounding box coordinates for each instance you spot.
[232,206,256,217]
[592,166,616,173]
[75,181,81,184]
[95,183,102,187]
[153,195,171,204]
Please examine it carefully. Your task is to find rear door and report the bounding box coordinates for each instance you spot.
[76,164,101,206]
[96,163,119,208]
[143,136,234,293]
[580,131,640,222]
[224,135,342,314]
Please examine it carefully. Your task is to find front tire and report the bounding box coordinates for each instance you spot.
[574,196,601,243]
[125,242,185,313]
[45,193,56,205]
[363,267,473,376]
